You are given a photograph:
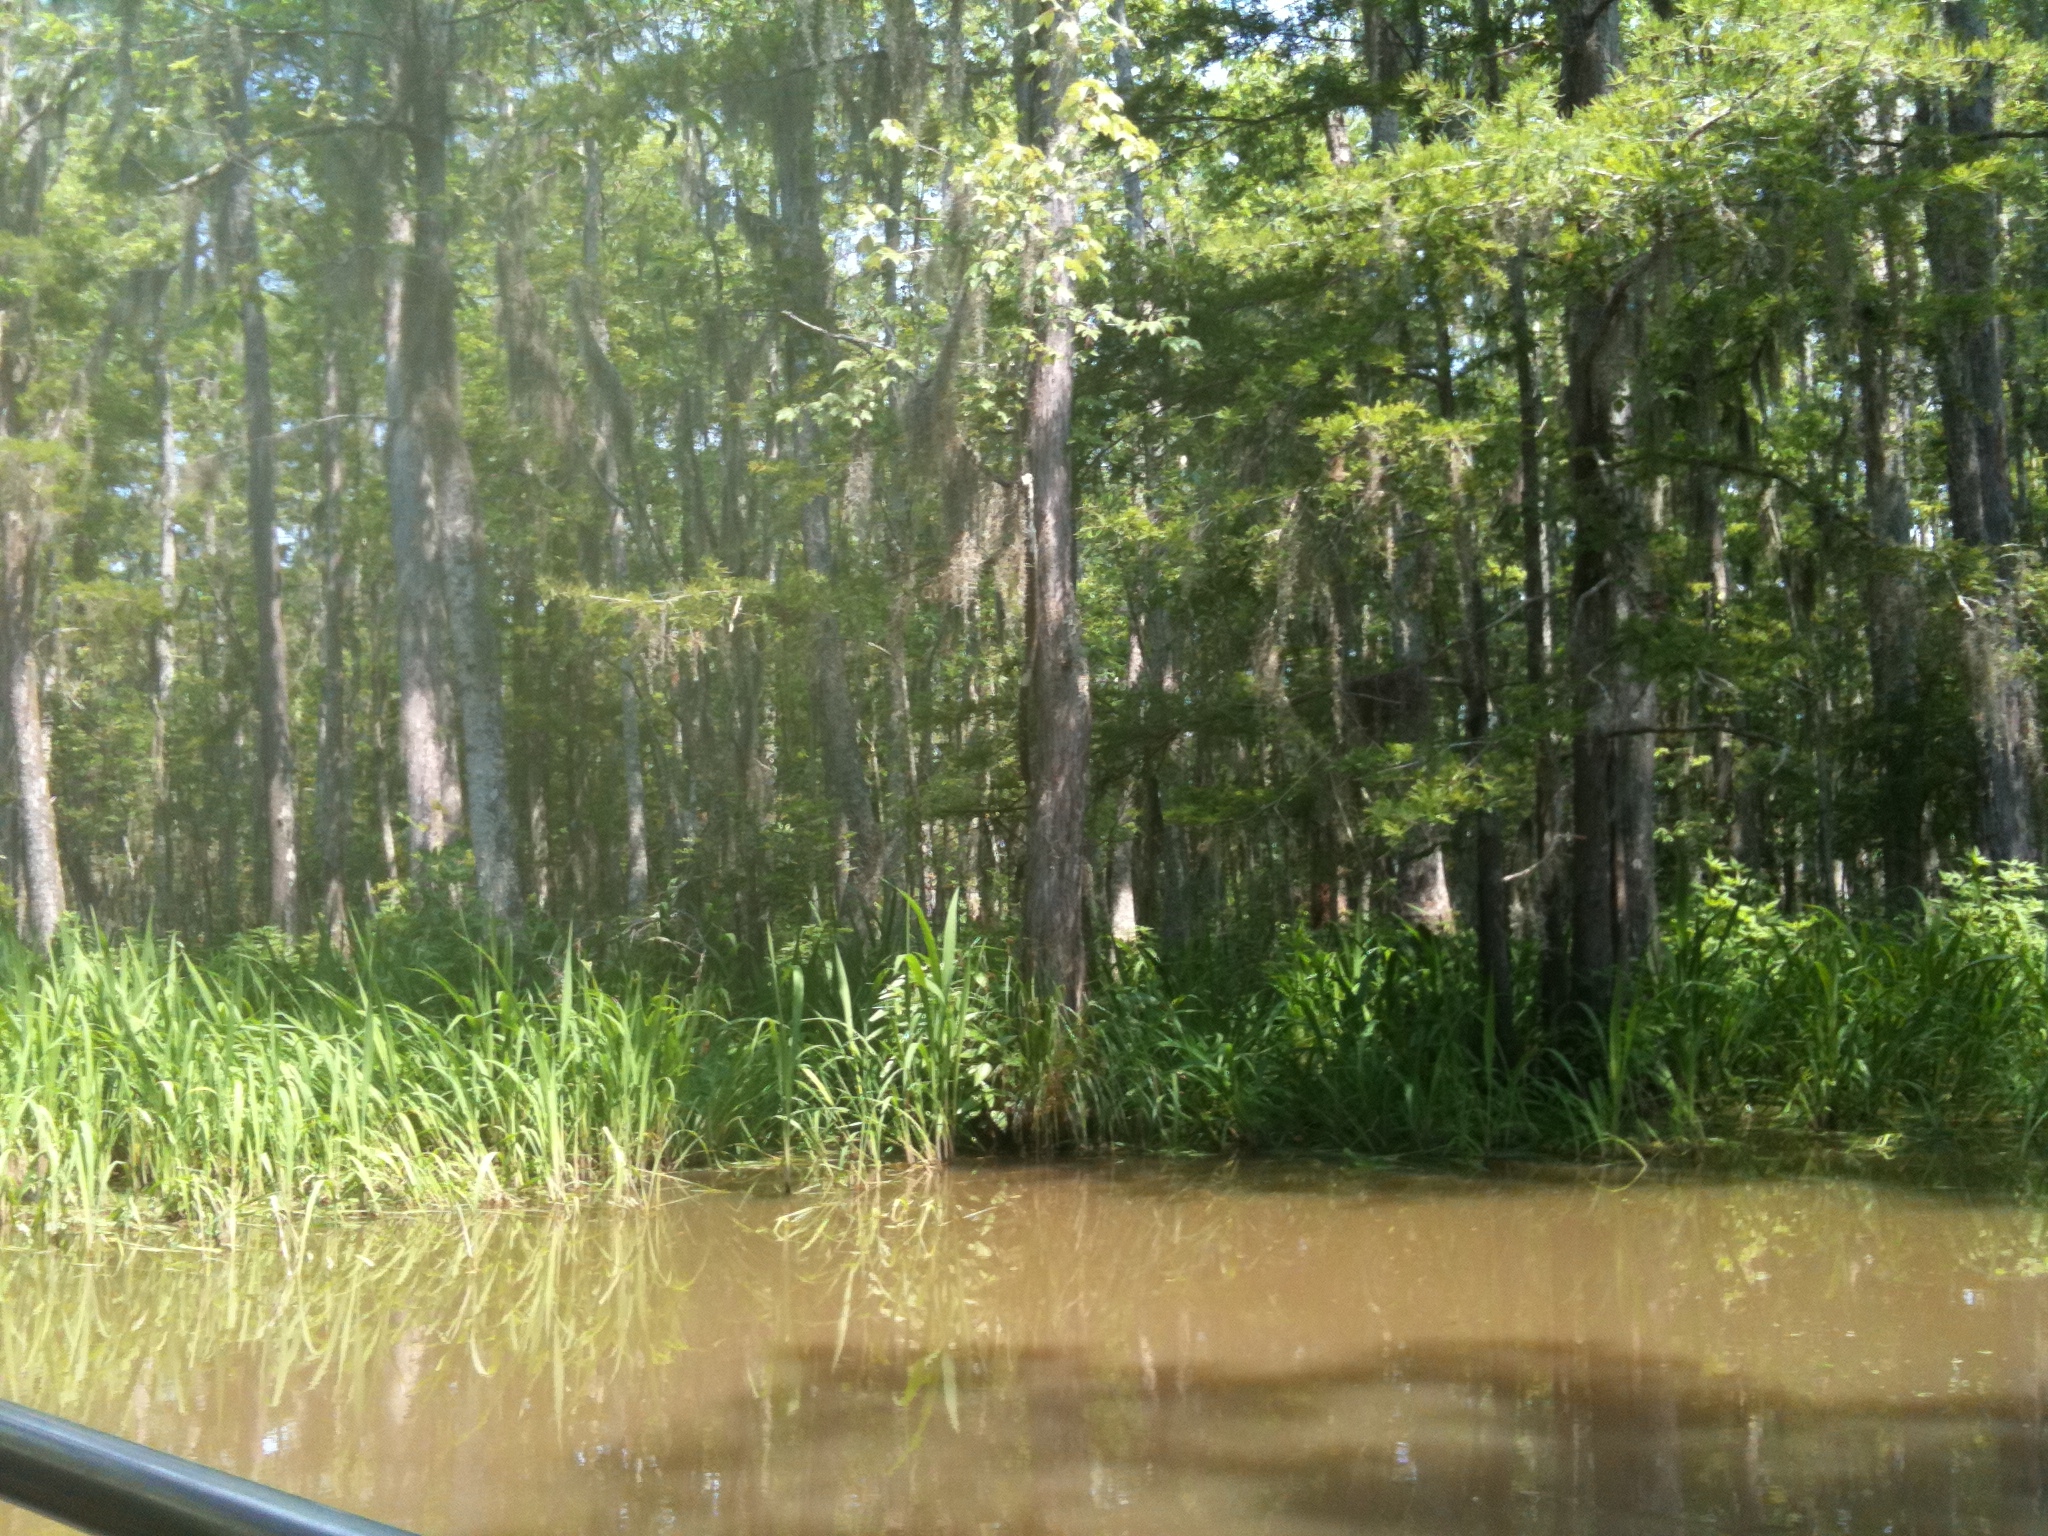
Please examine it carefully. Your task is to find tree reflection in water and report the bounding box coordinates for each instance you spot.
[1,1162,2042,1534]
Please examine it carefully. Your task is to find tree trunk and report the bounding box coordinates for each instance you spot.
[883,582,922,904]
[383,200,462,860]
[1111,0,1144,234]
[1509,254,1569,1021]
[772,52,884,934]
[1559,0,1656,1024]
[1925,0,2038,863]
[0,48,66,949]
[1018,0,1092,1011]
[148,292,178,925]
[617,625,649,911]
[1361,1,1405,153]
[390,0,519,920]
[224,35,297,933]
[1440,299,1514,1057]
[1389,498,1452,931]
[1858,260,1924,907]
[1462,554,1515,1062]
[575,139,652,912]
[0,496,60,949]
[1682,343,1741,888]
[314,341,353,947]
[804,491,883,929]
[494,163,570,915]
[1109,612,1145,941]
[1134,551,1183,946]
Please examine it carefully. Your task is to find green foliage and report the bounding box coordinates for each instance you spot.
[8,0,2048,1205]
[10,869,2048,1233]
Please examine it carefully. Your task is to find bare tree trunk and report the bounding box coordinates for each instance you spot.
[1389,500,1453,931]
[616,605,649,912]
[1487,0,1563,1017]
[1358,28,1450,931]
[201,484,240,938]
[1509,254,1568,1022]
[601,522,642,934]
[1109,613,1144,942]
[1472,0,1503,104]
[525,682,552,910]
[0,46,68,949]
[1558,0,1620,115]
[1559,0,1656,1024]
[1461,549,1515,1061]
[1682,342,1740,892]
[1108,793,1140,941]
[0,496,60,949]
[383,201,462,860]
[1439,296,1514,1058]
[574,139,651,912]
[224,34,298,932]
[1361,0,1405,153]
[390,0,519,920]
[1925,0,2038,863]
[1858,240,1924,908]
[314,342,353,946]
[494,163,570,915]
[773,54,883,934]
[148,294,178,924]
[710,308,770,947]
[1111,0,1144,234]
[883,583,922,903]
[369,689,399,888]
[1018,0,1092,1012]
[804,509,882,928]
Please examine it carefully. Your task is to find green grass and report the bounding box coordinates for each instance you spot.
[6,867,2048,1232]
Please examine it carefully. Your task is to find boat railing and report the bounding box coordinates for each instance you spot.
[0,1397,418,1536]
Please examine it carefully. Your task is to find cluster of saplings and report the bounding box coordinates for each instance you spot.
[0,0,2045,1222]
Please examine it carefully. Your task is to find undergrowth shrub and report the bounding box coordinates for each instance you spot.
[4,866,2048,1230]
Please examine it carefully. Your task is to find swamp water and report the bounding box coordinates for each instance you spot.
[1,1160,2045,1535]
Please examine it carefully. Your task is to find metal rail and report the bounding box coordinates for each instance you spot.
[0,1397,419,1536]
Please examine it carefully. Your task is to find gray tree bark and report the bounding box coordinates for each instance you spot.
[494,160,572,913]
[1438,301,1514,1059]
[0,51,66,949]
[224,32,298,933]
[1388,500,1453,931]
[314,341,353,946]
[774,52,884,933]
[1858,233,1925,907]
[883,581,922,905]
[1361,1,1406,154]
[1925,0,2038,863]
[1018,0,1091,1010]
[147,277,179,924]
[802,483,883,929]
[383,200,462,859]
[1559,0,1657,1024]
[0,492,60,949]
[1461,548,1515,1059]
[1508,253,1569,1021]
[574,139,652,912]
[387,0,519,920]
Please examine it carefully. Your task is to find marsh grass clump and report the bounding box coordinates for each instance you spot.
[4,875,2048,1232]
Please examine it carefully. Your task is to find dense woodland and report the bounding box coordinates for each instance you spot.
[0,0,2041,1034]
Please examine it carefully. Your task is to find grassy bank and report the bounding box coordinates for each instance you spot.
[5,866,2048,1231]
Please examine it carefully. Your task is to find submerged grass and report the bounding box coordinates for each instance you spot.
[6,866,2048,1231]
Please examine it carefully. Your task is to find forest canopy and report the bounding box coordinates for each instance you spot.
[0,0,2040,1036]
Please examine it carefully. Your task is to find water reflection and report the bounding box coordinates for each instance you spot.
[2,1161,2045,1534]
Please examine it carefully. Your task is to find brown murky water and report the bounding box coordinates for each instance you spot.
[3,1160,2047,1534]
